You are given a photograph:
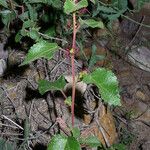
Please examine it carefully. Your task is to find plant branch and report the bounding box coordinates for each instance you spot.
[71,0,78,127]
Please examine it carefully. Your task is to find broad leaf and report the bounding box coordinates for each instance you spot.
[65,136,81,150]
[64,0,88,14]
[20,40,59,66]
[83,68,121,106]
[47,134,67,150]
[79,18,104,29]
[38,76,66,95]
[0,0,8,8]
[80,136,101,148]
[71,127,80,138]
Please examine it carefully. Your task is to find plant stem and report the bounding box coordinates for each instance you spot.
[71,1,77,127]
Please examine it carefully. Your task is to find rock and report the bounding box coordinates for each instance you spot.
[128,46,150,72]
[82,105,118,147]
[0,59,7,77]
[135,90,146,101]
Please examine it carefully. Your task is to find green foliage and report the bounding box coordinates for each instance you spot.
[0,0,8,8]
[80,136,102,148]
[79,18,104,28]
[65,136,81,150]
[24,118,30,141]
[28,0,63,9]
[47,134,67,150]
[64,0,88,14]
[38,76,66,95]
[64,96,72,106]
[88,44,105,69]
[135,0,150,10]
[47,134,81,150]
[71,127,80,138]
[20,40,59,66]
[0,10,16,28]
[92,0,128,23]
[0,138,15,150]
[107,143,126,150]
[83,68,121,106]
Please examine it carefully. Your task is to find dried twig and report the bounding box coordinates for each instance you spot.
[2,115,24,130]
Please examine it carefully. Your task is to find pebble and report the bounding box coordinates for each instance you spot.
[0,59,7,77]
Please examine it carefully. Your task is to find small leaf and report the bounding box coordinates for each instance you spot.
[83,68,121,106]
[79,18,104,29]
[80,136,101,148]
[27,28,40,41]
[71,127,80,138]
[0,0,8,8]
[107,143,126,150]
[118,0,128,10]
[47,134,67,150]
[64,0,88,14]
[38,76,66,95]
[44,27,56,37]
[88,44,105,69]
[20,40,59,66]
[0,138,15,150]
[24,118,30,141]
[65,136,81,150]
[23,19,35,29]
[15,31,22,42]
[0,10,16,28]
[64,96,72,106]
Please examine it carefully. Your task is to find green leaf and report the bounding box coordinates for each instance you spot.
[89,44,105,69]
[83,68,121,106]
[27,28,40,41]
[0,138,15,150]
[65,136,81,150]
[15,31,22,42]
[50,0,62,9]
[80,136,101,148]
[44,27,56,37]
[0,10,16,28]
[47,134,67,150]
[64,96,72,106]
[20,40,59,66]
[118,0,128,10]
[38,76,66,95]
[26,4,38,21]
[71,127,80,138]
[24,118,30,141]
[135,0,149,10]
[79,18,104,29]
[107,143,126,150]
[0,0,8,8]
[64,0,88,14]
[22,19,35,29]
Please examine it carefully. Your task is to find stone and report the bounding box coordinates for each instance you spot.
[136,90,146,101]
[128,46,150,72]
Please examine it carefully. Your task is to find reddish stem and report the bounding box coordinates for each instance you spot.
[71,8,77,127]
